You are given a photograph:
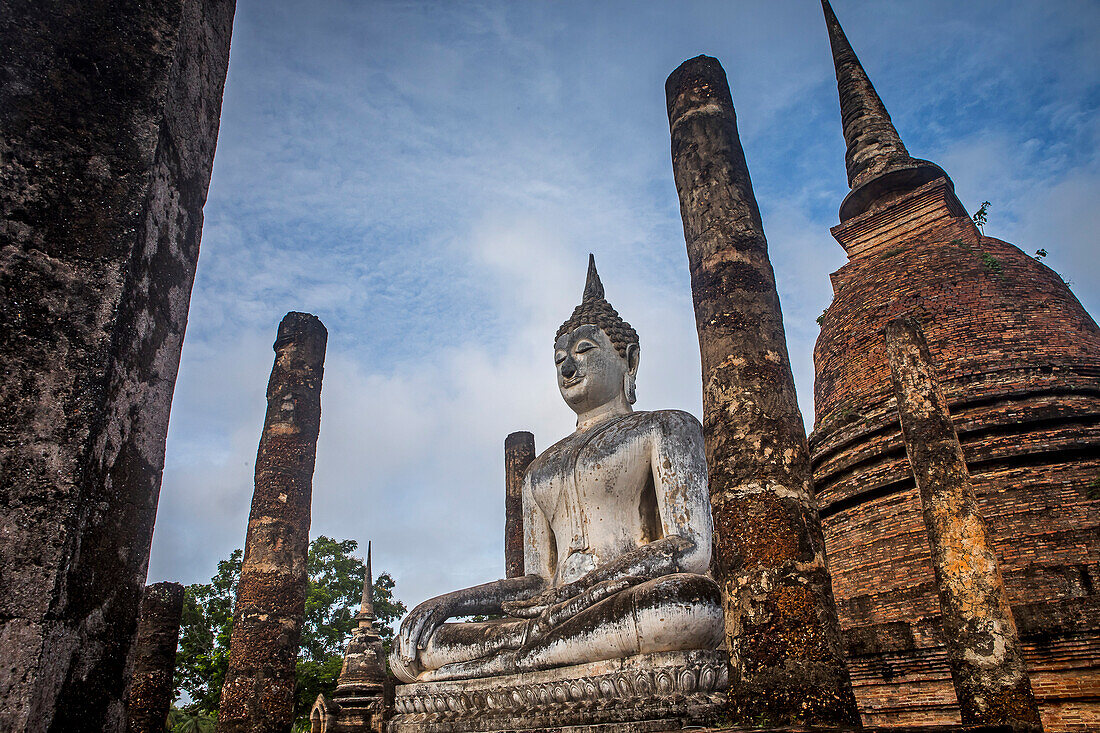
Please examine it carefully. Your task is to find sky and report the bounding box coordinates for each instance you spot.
[147,0,1100,617]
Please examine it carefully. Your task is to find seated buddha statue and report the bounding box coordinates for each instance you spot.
[390,256,723,684]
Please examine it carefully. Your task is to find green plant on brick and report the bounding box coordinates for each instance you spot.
[972,200,991,233]
[979,251,1004,276]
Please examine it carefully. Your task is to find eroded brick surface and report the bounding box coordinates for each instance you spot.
[126,583,185,733]
[505,432,535,579]
[811,182,1100,730]
[885,318,1041,729]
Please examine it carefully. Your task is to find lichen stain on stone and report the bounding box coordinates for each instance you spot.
[713,492,800,573]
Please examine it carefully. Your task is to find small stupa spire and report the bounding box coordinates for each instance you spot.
[821,0,951,221]
[358,542,376,623]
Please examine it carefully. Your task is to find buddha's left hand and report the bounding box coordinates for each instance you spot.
[504,535,695,618]
[530,576,645,639]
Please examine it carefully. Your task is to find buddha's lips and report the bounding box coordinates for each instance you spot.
[562,375,584,388]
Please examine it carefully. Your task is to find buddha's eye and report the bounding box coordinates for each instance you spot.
[554,352,566,364]
[575,341,595,353]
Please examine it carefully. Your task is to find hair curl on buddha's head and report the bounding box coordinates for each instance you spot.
[556,255,639,360]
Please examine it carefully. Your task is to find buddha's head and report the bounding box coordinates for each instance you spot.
[555,255,639,415]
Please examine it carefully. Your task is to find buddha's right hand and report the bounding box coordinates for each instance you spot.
[398,594,455,666]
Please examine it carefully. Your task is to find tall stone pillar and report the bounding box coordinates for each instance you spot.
[0,2,234,730]
[666,55,860,728]
[884,317,1042,730]
[218,312,327,733]
[126,583,186,733]
[504,431,535,578]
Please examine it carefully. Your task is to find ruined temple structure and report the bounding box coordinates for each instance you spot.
[810,2,1100,730]
[885,318,1041,730]
[504,432,535,579]
[312,544,390,733]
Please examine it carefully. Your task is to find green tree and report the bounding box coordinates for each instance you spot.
[173,537,406,728]
[167,705,216,733]
[174,550,240,713]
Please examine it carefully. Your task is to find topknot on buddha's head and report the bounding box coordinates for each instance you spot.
[556,255,639,360]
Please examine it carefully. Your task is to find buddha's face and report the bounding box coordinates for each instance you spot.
[554,324,638,415]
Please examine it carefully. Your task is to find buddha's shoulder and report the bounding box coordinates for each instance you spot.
[602,411,703,449]
[624,409,703,435]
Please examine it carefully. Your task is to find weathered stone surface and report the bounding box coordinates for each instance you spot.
[389,649,728,733]
[884,318,1042,731]
[810,7,1100,731]
[0,1,233,730]
[218,312,327,733]
[126,582,185,733]
[665,55,860,729]
[504,431,535,578]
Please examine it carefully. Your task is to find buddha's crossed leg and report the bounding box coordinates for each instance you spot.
[400,573,723,683]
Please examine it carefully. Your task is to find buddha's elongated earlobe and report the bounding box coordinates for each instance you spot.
[624,342,639,404]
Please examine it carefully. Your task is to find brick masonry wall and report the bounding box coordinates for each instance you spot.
[810,179,1100,731]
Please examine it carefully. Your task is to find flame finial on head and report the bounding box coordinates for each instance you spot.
[556,254,638,361]
[582,253,604,301]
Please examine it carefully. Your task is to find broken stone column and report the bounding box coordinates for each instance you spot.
[884,317,1042,730]
[504,431,535,578]
[0,1,234,730]
[218,312,327,733]
[666,55,860,728]
[126,583,185,733]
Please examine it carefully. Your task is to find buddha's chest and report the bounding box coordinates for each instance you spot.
[529,423,653,547]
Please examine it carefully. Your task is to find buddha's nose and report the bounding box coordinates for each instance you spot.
[561,358,577,379]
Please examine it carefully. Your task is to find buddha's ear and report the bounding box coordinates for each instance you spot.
[624,344,639,404]
[625,343,640,375]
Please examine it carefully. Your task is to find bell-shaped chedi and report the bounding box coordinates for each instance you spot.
[811,2,1100,730]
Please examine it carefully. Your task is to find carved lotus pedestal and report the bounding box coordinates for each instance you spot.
[387,649,728,732]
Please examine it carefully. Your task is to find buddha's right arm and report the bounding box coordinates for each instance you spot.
[398,574,546,663]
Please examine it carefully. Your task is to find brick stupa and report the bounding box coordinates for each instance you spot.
[810,2,1100,730]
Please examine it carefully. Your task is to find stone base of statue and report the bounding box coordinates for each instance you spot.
[387,649,728,733]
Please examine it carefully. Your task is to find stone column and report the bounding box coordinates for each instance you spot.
[126,583,185,733]
[884,317,1042,730]
[504,431,535,578]
[666,55,860,728]
[0,2,233,730]
[218,313,327,733]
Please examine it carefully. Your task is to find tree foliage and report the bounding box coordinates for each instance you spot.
[173,537,406,728]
